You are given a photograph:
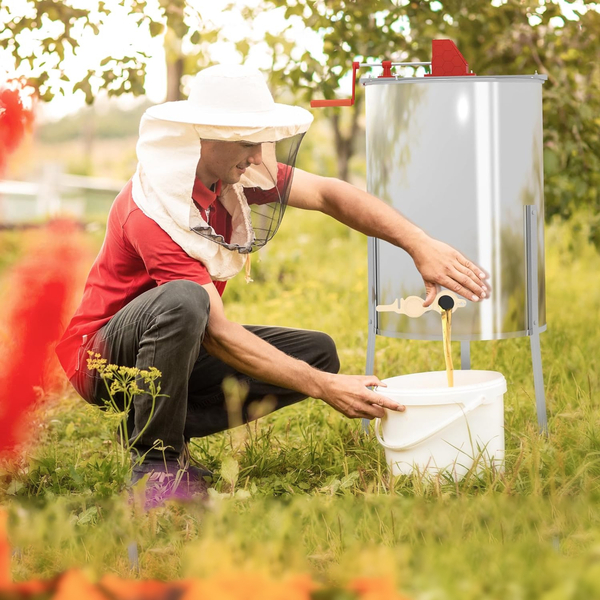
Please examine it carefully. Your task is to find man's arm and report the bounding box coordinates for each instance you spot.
[200,282,403,419]
[288,168,488,307]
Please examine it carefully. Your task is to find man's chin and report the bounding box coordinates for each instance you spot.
[223,172,243,185]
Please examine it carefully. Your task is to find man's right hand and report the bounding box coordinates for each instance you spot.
[316,373,405,419]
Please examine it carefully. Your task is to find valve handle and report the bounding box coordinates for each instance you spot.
[376,290,467,318]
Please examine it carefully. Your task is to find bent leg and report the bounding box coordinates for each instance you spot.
[185,326,340,438]
[76,280,210,460]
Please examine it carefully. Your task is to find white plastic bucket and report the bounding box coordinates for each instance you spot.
[374,370,506,480]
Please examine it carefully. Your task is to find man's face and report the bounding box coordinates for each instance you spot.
[196,140,263,186]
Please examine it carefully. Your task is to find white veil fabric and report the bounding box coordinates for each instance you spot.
[131,65,313,281]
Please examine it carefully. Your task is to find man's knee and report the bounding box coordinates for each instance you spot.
[159,280,210,331]
[309,331,340,374]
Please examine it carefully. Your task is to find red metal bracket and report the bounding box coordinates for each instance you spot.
[378,60,394,78]
[310,40,475,108]
[310,61,361,108]
[425,39,476,77]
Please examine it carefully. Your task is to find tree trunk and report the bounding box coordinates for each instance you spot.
[82,104,95,175]
[166,56,184,101]
[165,30,185,102]
[329,96,363,182]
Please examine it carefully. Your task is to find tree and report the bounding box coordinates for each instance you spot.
[0,0,158,103]
[258,0,600,242]
[160,1,226,102]
[4,1,599,243]
[0,0,247,105]
[249,0,419,181]
[444,0,600,244]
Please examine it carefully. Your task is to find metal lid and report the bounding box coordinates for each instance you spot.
[362,74,548,86]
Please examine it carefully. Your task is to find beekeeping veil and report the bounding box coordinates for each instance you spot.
[132,65,313,281]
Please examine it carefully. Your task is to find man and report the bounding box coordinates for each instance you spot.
[56,65,487,496]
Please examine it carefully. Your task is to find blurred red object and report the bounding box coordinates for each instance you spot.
[0,220,85,459]
[0,77,35,174]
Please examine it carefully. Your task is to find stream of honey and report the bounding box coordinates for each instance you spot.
[441,308,454,387]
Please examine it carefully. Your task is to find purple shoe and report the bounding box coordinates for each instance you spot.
[131,460,211,507]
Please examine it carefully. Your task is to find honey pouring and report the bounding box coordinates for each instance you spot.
[376,291,466,387]
[438,294,455,387]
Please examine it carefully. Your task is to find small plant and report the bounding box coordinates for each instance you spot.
[86,352,165,468]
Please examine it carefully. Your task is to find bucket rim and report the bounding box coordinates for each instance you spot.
[374,370,507,401]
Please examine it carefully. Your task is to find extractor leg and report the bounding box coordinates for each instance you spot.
[530,330,548,434]
[461,341,471,370]
[363,327,377,433]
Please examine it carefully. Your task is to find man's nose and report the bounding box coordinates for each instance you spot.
[248,145,262,166]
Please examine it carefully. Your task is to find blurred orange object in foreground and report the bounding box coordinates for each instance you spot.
[0,547,411,600]
[0,510,410,599]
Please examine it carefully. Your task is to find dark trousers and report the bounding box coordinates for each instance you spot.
[71,280,340,460]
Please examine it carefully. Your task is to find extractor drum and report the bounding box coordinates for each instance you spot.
[365,75,546,341]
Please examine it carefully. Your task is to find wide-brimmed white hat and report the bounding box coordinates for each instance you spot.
[145,64,313,143]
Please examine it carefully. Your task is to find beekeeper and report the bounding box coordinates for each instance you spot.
[57,65,487,493]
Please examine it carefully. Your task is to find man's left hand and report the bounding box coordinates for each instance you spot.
[410,234,488,307]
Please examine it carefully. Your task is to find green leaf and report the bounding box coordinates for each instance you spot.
[236,39,250,57]
[149,21,164,37]
[340,471,360,489]
[207,487,230,500]
[76,506,98,526]
[544,148,561,176]
[6,480,24,496]
[221,455,239,488]
[65,422,75,439]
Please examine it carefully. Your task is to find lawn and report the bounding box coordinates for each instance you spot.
[1,205,599,599]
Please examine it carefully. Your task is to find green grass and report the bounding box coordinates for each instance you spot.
[1,207,600,598]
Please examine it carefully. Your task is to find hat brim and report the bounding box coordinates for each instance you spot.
[145,101,313,142]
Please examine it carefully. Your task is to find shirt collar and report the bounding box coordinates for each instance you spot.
[192,178,222,210]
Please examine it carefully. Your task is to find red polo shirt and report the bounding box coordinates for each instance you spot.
[57,164,291,381]
[57,178,233,380]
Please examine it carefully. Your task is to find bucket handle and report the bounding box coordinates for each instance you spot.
[375,395,486,451]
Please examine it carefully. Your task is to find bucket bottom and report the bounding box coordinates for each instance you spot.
[386,445,505,482]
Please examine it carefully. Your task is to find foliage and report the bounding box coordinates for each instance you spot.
[255,0,600,239]
[0,0,195,104]
[7,1,599,237]
[36,100,152,143]
[0,0,248,104]
[0,0,147,103]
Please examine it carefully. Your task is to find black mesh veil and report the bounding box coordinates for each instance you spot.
[189,133,305,254]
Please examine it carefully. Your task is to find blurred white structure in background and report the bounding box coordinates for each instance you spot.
[0,163,124,224]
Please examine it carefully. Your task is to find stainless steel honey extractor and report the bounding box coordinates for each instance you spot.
[363,74,548,432]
